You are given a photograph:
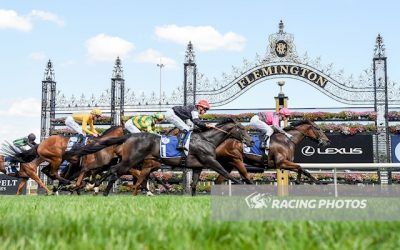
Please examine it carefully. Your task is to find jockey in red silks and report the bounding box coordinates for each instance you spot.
[249,107,293,148]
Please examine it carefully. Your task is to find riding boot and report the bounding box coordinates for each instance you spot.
[177,130,188,150]
[260,134,269,149]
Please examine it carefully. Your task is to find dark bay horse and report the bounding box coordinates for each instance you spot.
[68,119,253,196]
[214,120,330,187]
[0,155,51,195]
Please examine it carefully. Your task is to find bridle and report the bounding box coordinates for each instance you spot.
[293,122,327,145]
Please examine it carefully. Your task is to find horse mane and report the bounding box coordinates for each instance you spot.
[101,126,122,136]
[215,118,236,127]
[283,120,311,131]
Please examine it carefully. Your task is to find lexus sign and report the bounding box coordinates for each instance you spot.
[294,134,373,163]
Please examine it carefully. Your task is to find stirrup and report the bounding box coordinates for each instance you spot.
[76,134,84,144]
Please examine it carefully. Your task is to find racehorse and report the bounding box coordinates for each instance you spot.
[67,118,253,196]
[213,120,330,188]
[0,154,51,195]
[15,126,125,190]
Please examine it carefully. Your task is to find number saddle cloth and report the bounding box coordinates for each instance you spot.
[243,134,269,156]
[4,156,20,175]
[160,132,192,158]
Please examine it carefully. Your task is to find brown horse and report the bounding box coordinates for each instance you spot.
[17,126,125,190]
[0,155,51,195]
[213,120,330,187]
[70,126,126,191]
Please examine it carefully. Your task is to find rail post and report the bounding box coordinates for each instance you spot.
[275,81,289,196]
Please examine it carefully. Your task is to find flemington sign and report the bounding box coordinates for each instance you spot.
[0,174,25,195]
[236,64,329,90]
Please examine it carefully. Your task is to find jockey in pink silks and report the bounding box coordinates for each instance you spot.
[249,108,293,148]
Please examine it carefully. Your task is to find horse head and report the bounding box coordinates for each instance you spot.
[216,118,253,146]
[287,120,330,146]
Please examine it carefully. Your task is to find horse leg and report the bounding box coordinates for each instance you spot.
[215,163,233,184]
[103,159,140,196]
[191,168,202,196]
[23,163,52,195]
[140,180,154,196]
[74,167,90,190]
[48,159,71,185]
[202,157,241,184]
[131,167,152,196]
[103,172,118,196]
[230,160,253,184]
[149,172,171,193]
[16,178,28,195]
[104,147,152,196]
[296,170,302,184]
[279,159,319,184]
[128,168,151,196]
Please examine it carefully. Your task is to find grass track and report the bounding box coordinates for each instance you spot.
[0,195,399,250]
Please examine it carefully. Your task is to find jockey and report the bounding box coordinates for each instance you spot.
[165,99,214,149]
[5,133,37,171]
[12,133,37,151]
[125,112,165,134]
[65,108,102,142]
[249,107,293,149]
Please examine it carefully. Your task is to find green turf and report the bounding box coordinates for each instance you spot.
[0,195,399,250]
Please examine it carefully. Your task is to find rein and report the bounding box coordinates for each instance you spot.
[200,123,240,145]
[211,126,229,134]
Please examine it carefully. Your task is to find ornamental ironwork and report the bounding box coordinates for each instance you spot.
[193,22,399,106]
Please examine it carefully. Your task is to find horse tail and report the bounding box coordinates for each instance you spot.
[0,142,38,163]
[64,134,131,158]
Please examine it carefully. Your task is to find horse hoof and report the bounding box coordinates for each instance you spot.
[146,191,154,196]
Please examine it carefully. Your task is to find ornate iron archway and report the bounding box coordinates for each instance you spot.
[41,21,398,164]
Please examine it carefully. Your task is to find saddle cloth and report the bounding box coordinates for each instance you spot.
[243,135,269,156]
[4,156,20,175]
[66,135,88,151]
[160,132,192,158]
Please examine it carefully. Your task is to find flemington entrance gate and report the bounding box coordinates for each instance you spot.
[40,21,399,186]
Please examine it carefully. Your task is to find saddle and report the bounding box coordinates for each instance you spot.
[160,131,192,168]
[243,134,270,167]
[4,156,20,176]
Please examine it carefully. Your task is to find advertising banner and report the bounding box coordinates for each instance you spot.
[294,134,373,163]
[0,174,26,195]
